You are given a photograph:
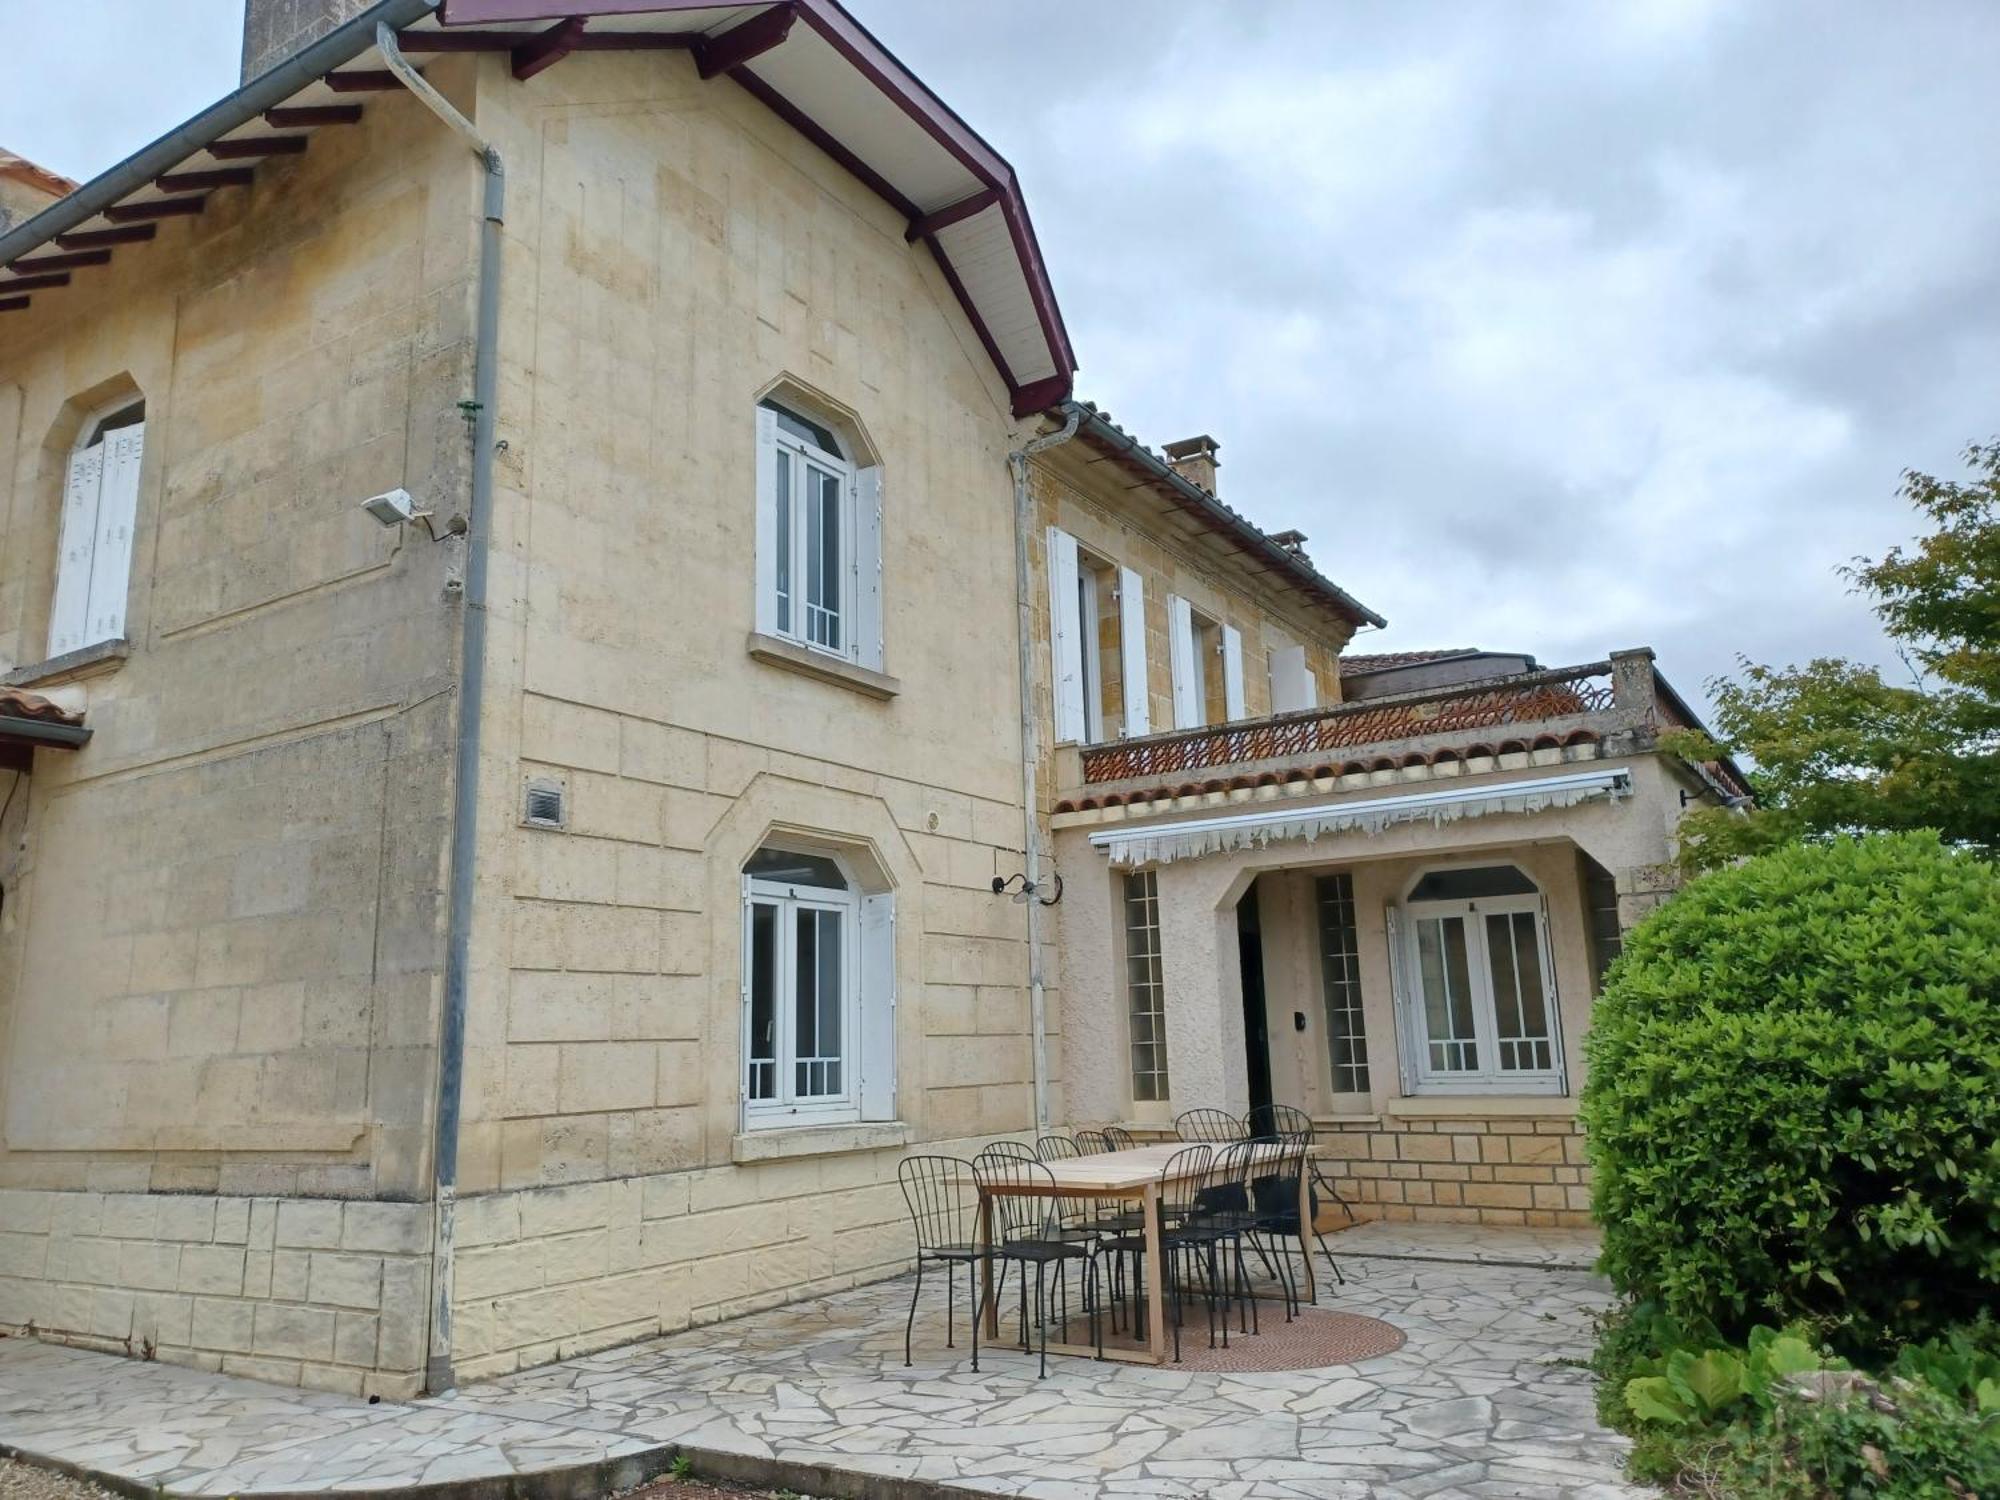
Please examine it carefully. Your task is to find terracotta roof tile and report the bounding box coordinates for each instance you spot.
[1338,649,1482,674]
[0,687,84,727]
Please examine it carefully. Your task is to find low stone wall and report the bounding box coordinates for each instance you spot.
[0,1189,430,1397]
[1315,1113,1591,1228]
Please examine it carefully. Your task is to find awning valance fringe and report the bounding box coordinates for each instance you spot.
[1087,768,1632,867]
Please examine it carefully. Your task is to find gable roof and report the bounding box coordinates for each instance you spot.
[0,0,1075,417]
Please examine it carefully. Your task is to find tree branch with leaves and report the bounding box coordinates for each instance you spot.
[1677,439,2000,870]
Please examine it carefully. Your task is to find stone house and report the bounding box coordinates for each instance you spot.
[0,0,1744,1397]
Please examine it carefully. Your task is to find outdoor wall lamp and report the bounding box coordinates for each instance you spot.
[992,871,1063,906]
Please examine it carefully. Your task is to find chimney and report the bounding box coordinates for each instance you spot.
[1163,435,1220,495]
[241,0,374,82]
[1268,529,1310,562]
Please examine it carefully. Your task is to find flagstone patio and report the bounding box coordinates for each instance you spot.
[0,1222,1646,1499]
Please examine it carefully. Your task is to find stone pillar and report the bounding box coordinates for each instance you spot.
[1155,859,1251,1118]
[1614,862,1681,933]
[241,0,375,81]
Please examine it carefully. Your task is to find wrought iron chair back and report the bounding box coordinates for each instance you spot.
[898,1154,978,1255]
[1175,1107,1247,1143]
[1072,1129,1112,1156]
[1102,1124,1138,1151]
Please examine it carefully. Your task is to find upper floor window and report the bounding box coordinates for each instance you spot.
[1048,527,1148,744]
[1389,863,1565,1096]
[50,401,145,658]
[754,397,883,671]
[741,840,897,1129]
[1168,595,1244,729]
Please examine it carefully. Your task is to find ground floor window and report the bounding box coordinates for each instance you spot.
[1123,869,1170,1101]
[1315,872,1370,1094]
[1393,864,1564,1094]
[742,844,897,1127]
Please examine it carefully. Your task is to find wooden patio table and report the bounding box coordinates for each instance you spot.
[975,1140,1314,1366]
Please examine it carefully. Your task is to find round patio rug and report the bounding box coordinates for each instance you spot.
[1053,1306,1405,1372]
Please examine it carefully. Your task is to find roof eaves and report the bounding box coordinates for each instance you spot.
[0,0,440,270]
[1059,400,1387,631]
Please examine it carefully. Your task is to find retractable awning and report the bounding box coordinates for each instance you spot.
[1086,768,1633,867]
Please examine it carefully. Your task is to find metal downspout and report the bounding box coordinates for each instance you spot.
[1007,408,1080,1134]
[376,22,503,1396]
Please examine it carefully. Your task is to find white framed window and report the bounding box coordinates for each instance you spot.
[49,400,145,659]
[1047,528,1148,744]
[741,843,896,1129]
[1389,864,1566,1095]
[1122,868,1170,1102]
[1168,596,1244,728]
[754,399,883,671]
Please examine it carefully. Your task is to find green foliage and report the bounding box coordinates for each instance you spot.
[1677,438,2000,870]
[667,1454,694,1482]
[1713,1376,2000,1498]
[1582,832,2000,1354]
[1594,1304,2000,1496]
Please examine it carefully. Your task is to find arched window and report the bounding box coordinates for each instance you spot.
[1391,863,1565,1095]
[50,398,146,657]
[753,394,883,671]
[741,840,896,1127]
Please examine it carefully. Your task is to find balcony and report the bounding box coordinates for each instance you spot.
[1053,648,1704,813]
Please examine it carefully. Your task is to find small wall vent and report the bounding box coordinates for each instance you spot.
[523,779,566,829]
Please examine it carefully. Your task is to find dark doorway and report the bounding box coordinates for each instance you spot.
[1237,878,1274,1123]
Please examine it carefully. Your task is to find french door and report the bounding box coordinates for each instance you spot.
[1399,893,1565,1093]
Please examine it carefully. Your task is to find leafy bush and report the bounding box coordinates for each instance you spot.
[1712,1372,1999,1498]
[1581,831,2000,1353]
[1593,1304,2000,1495]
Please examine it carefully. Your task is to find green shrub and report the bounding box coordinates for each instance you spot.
[1714,1375,2000,1498]
[1581,831,2000,1354]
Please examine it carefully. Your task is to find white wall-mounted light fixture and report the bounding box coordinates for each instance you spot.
[361,488,429,527]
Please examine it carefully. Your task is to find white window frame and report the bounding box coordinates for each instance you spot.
[742,854,864,1129]
[755,400,883,671]
[1392,866,1567,1096]
[49,399,145,659]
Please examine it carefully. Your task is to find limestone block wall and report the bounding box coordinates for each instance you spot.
[0,1188,430,1397]
[443,46,1059,1210]
[449,1130,1014,1382]
[1315,1114,1592,1229]
[0,68,482,1204]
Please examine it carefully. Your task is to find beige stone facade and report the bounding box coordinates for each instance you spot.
[0,13,1733,1394]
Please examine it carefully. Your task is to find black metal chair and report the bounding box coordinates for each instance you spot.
[1182,1140,1263,1343]
[1174,1107,1247,1143]
[972,1152,1102,1377]
[1034,1134,1080,1162]
[1247,1114,1347,1298]
[1097,1143,1212,1362]
[1073,1128,1112,1155]
[1102,1124,1138,1151]
[896,1155,983,1369]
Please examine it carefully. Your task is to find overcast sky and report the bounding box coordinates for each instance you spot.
[5,2,1996,712]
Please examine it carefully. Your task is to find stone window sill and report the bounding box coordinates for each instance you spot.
[746,632,900,700]
[1386,1095,1578,1120]
[731,1120,912,1164]
[4,638,129,689]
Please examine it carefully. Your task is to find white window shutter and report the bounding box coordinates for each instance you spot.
[1046,527,1085,743]
[753,406,779,636]
[1118,566,1149,737]
[49,445,104,658]
[854,466,883,671]
[1221,624,1246,720]
[858,892,897,1121]
[1269,642,1316,713]
[1536,894,1569,1094]
[85,422,143,648]
[1384,904,1415,1095]
[1168,595,1200,728]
